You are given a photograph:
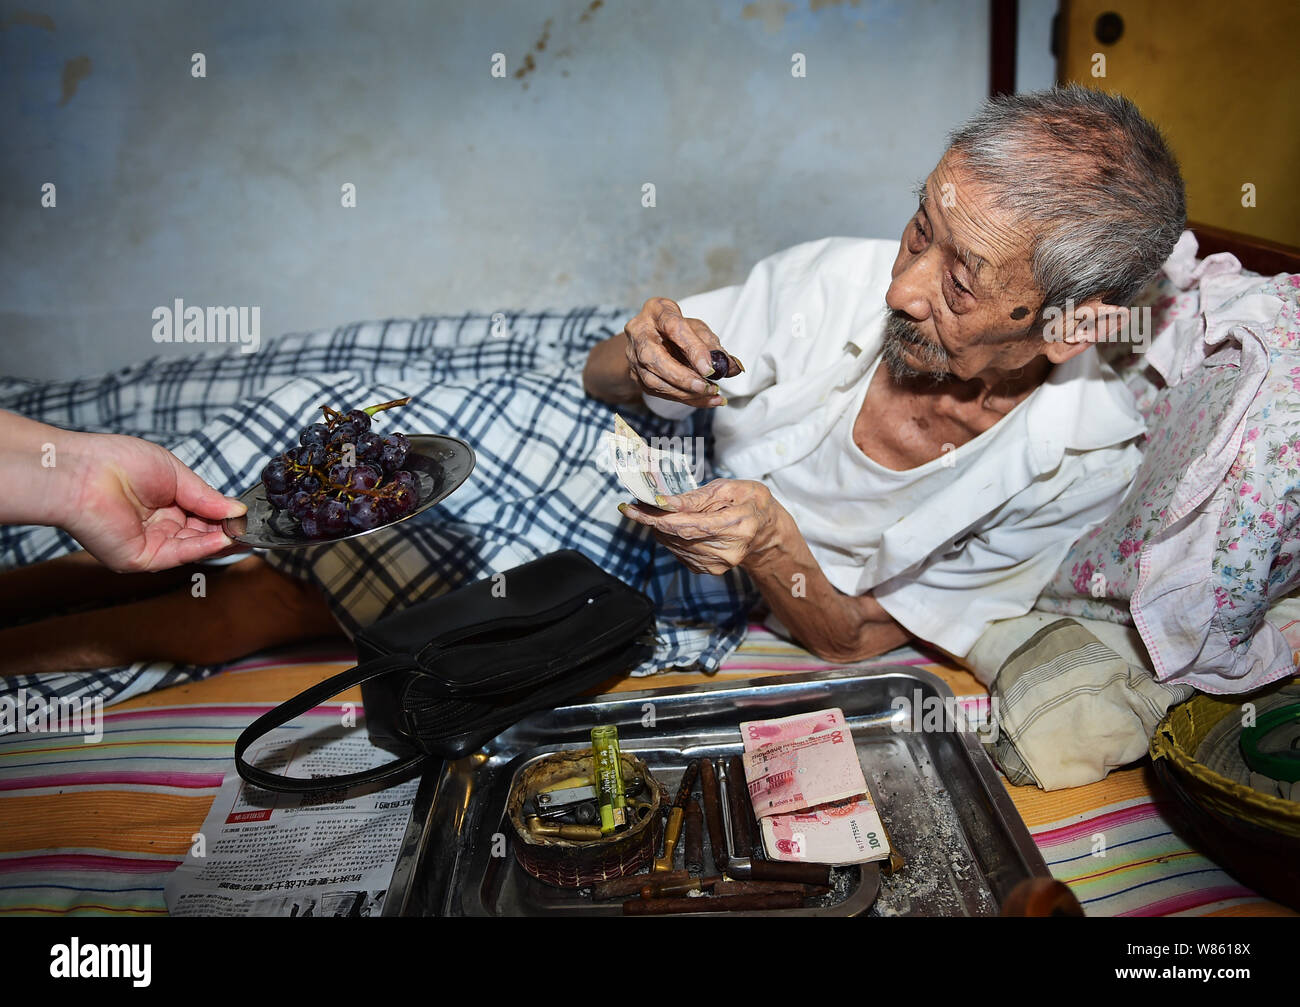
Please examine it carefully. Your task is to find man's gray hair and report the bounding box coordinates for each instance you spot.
[947,85,1186,309]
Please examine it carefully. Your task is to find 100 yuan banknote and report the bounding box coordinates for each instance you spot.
[760,793,891,865]
[741,708,847,752]
[605,414,700,505]
[740,707,890,865]
[742,726,868,817]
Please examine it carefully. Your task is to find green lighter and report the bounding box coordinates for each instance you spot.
[591,725,628,834]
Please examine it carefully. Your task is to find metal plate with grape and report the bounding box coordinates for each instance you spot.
[222,398,475,549]
[225,434,474,549]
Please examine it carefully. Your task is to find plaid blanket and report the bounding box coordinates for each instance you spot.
[0,309,758,706]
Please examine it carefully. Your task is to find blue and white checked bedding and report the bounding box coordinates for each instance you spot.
[0,309,759,705]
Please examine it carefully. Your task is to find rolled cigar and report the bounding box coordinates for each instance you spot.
[640,875,722,899]
[683,795,704,875]
[698,757,728,873]
[715,880,831,898]
[727,858,832,887]
[623,892,805,916]
[674,760,701,805]
[638,871,827,898]
[590,870,689,901]
[724,755,753,859]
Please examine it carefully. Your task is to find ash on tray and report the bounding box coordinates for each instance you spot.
[866,750,998,918]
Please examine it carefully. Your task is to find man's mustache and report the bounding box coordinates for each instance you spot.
[882,309,951,380]
[887,313,927,344]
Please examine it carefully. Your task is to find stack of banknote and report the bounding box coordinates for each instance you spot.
[606,414,699,504]
[740,708,892,866]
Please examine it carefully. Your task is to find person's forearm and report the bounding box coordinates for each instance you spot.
[742,504,908,662]
[0,411,80,529]
[582,331,642,405]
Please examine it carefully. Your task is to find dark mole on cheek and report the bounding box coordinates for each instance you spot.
[1010,306,1030,321]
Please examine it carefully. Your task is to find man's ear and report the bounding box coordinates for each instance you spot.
[1040,298,1130,364]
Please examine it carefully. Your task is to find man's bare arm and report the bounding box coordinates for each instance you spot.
[621,480,909,662]
[582,330,642,404]
[742,504,909,662]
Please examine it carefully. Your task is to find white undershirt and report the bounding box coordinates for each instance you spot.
[759,353,1025,593]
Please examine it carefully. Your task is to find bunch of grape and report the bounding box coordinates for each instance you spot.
[259,397,419,538]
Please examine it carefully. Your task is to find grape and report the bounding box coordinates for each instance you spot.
[262,459,290,494]
[348,496,383,531]
[263,398,414,540]
[390,484,416,516]
[288,490,316,520]
[708,350,731,380]
[300,423,330,446]
[316,498,349,536]
[356,431,382,461]
[328,422,357,446]
[373,493,398,523]
[347,465,380,491]
[378,444,406,475]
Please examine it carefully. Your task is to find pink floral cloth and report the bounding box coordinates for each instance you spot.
[1038,231,1300,694]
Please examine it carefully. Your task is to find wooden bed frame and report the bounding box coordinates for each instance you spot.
[1189,222,1300,276]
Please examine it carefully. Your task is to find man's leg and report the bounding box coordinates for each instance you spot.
[0,550,197,625]
[0,555,344,675]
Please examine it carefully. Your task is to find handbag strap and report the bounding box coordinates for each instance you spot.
[234,654,427,794]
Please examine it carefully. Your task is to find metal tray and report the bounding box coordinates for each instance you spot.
[384,666,1049,916]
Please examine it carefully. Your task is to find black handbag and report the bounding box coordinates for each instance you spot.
[234,550,656,794]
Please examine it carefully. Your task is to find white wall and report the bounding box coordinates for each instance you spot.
[0,0,996,380]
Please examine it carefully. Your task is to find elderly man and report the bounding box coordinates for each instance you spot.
[585,85,1185,661]
[0,85,1184,680]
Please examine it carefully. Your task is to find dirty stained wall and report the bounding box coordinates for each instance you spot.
[0,0,1037,380]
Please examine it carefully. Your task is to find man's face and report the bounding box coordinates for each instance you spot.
[884,153,1046,382]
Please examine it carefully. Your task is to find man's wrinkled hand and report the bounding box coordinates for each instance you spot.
[617,478,783,575]
[623,297,738,409]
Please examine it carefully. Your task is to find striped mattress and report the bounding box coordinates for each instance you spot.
[0,626,1292,917]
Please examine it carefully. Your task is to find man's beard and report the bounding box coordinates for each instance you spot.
[881,310,952,382]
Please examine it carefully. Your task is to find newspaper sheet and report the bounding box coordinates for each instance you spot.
[165,709,418,917]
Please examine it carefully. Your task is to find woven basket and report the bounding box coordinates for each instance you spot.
[1150,693,1300,909]
[507,748,664,889]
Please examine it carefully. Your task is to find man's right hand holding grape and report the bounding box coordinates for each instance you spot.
[582,297,742,408]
